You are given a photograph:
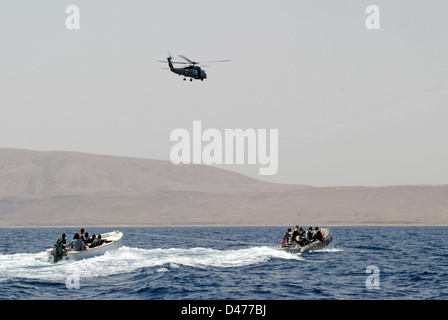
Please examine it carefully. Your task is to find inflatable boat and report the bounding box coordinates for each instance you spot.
[277,227,332,254]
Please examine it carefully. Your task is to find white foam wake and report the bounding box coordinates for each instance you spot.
[0,246,303,282]
[316,247,344,253]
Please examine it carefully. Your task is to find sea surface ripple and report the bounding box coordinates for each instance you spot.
[0,226,447,300]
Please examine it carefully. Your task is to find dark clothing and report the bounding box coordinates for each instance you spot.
[56,236,66,247]
[90,237,103,248]
[53,235,67,262]
[307,230,314,241]
[292,228,299,241]
[67,238,86,251]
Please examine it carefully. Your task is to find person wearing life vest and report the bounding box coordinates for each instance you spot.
[77,228,85,241]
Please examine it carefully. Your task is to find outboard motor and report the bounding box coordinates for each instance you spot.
[50,244,64,263]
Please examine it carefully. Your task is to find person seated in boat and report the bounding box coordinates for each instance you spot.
[90,234,104,248]
[73,229,84,240]
[314,227,323,242]
[307,227,314,242]
[66,233,86,251]
[84,232,93,245]
[292,225,300,242]
[296,227,308,246]
[75,228,86,241]
[282,228,293,246]
[308,227,323,242]
[295,234,305,246]
[289,225,303,245]
[86,234,96,247]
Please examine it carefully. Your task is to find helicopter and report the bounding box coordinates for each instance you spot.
[159,54,229,81]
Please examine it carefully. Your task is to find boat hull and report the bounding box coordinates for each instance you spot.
[47,230,123,263]
[277,227,332,254]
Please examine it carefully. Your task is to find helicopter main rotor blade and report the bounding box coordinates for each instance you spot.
[178,55,229,65]
[178,55,198,64]
[158,60,190,64]
[203,60,230,63]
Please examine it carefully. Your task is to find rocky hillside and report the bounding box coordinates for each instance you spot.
[0,148,446,226]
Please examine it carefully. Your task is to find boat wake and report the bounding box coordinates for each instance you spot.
[0,246,303,282]
[318,247,343,253]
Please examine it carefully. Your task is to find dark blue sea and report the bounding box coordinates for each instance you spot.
[1,226,447,310]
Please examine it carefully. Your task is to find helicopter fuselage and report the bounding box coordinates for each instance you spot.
[167,57,207,81]
[171,65,207,81]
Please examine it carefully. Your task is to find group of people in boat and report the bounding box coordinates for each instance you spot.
[55,228,108,253]
[281,225,324,247]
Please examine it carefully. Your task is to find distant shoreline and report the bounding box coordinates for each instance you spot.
[2,149,447,227]
[1,223,447,228]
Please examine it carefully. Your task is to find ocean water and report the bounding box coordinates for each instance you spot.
[0,226,447,303]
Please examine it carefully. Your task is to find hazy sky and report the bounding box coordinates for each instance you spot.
[1,1,447,187]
